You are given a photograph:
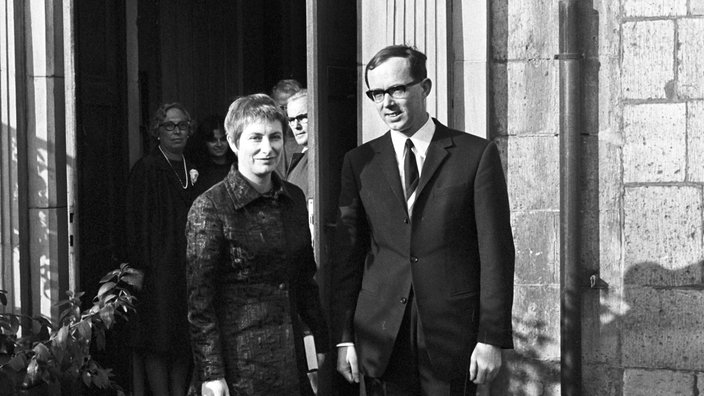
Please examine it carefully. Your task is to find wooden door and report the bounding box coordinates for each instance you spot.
[75,0,130,388]
[307,1,359,394]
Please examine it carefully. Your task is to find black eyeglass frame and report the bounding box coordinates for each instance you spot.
[159,121,191,132]
[365,79,425,103]
[288,113,309,124]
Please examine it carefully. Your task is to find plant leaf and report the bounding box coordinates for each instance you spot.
[100,305,115,329]
[100,269,120,283]
[54,325,69,349]
[76,319,92,341]
[97,281,116,298]
[6,352,28,371]
[121,272,144,289]
[33,342,51,362]
[82,370,92,387]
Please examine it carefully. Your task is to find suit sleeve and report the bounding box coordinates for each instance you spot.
[474,141,515,348]
[330,152,370,344]
[291,191,330,353]
[186,195,226,381]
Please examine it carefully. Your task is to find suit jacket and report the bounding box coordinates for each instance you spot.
[330,119,514,380]
[287,150,309,198]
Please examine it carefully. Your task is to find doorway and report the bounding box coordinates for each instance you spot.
[75,0,357,393]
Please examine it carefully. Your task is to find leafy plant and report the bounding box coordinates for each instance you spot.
[0,263,143,394]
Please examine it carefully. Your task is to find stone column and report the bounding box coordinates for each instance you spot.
[23,0,71,322]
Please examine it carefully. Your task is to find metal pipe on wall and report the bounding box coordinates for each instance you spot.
[557,0,582,394]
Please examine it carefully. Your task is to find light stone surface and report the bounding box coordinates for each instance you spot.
[511,211,558,285]
[511,285,560,361]
[623,103,686,183]
[677,18,704,99]
[506,60,559,136]
[623,369,693,395]
[507,136,559,212]
[622,286,704,370]
[693,0,704,15]
[506,0,557,60]
[687,101,704,182]
[622,20,675,100]
[623,0,687,17]
[624,186,702,286]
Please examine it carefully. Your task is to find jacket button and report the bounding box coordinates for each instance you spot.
[279,283,286,290]
[403,218,409,224]
[400,297,408,304]
[410,257,418,263]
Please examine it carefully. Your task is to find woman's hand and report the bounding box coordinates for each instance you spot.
[201,378,230,396]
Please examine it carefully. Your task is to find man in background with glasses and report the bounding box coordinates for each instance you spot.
[330,45,515,395]
[272,79,304,177]
[286,89,311,198]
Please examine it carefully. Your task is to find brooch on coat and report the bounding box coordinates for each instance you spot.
[189,169,199,185]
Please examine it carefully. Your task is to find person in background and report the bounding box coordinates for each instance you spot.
[271,78,303,176]
[285,89,310,198]
[126,102,199,396]
[189,115,236,196]
[331,45,515,395]
[186,94,328,396]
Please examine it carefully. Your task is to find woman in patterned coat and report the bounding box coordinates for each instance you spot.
[186,94,328,396]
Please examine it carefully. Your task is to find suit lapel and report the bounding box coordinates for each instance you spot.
[374,133,407,211]
[416,123,453,199]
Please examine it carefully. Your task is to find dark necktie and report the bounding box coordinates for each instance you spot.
[404,139,419,201]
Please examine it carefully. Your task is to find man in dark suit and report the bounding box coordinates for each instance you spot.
[286,89,311,198]
[331,45,515,395]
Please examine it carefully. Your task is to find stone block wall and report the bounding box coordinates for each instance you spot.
[490,0,562,393]
[491,0,704,395]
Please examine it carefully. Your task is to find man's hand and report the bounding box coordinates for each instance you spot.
[336,345,360,383]
[469,342,502,384]
[202,378,230,396]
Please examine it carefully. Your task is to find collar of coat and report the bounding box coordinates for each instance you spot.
[224,165,292,209]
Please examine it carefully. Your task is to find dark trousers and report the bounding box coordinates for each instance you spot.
[363,291,477,396]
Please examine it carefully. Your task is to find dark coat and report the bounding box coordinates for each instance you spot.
[286,150,309,199]
[331,120,515,380]
[186,169,328,394]
[125,148,198,355]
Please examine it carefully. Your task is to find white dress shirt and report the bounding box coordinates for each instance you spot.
[389,115,436,214]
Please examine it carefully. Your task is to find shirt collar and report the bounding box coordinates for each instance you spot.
[389,115,436,159]
[225,167,290,209]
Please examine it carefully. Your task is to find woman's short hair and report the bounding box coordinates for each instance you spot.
[224,94,288,148]
[364,45,427,88]
[149,102,193,139]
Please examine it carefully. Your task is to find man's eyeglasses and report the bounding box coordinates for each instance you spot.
[160,121,190,132]
[365,79,424,103]
[288,114,308,124]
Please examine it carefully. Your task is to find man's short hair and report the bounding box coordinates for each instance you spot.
[364,45,427,88]
[271,79,303,97]
[287,88,307,104]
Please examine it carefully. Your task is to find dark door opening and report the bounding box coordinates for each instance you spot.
[76,0,360,393]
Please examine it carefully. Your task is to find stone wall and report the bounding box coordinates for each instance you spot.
[491,0,704,395]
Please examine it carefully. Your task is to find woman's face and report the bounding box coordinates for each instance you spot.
[158,108,189,155]
[206,129,229,159]
[231,119,283,180]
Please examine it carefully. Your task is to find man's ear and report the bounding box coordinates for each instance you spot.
[421,78,433,97]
